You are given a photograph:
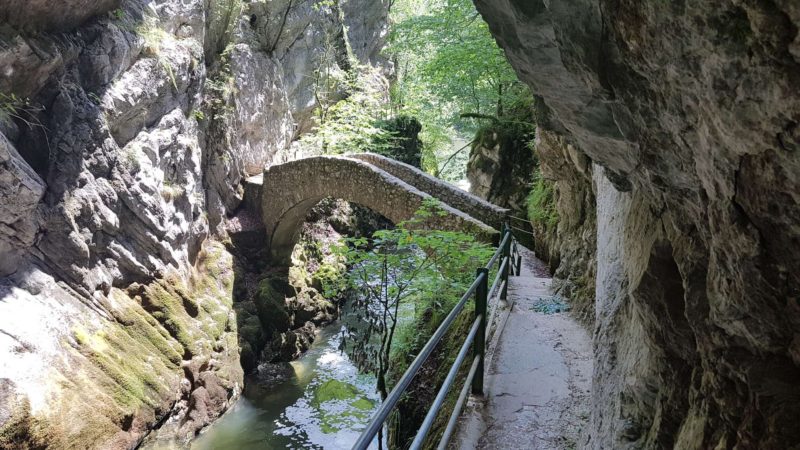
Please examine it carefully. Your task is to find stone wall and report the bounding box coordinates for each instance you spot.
[475,0,800,447]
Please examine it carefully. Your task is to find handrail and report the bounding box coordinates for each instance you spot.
[352,271,486,450]
[488,257,508,299]
[437,356,481,449]
[485,230,511,270]
[409,313,483,447]
[353,223,524,450]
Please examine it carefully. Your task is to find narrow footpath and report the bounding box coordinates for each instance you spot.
[455,245,592,449]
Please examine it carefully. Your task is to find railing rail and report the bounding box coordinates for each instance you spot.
[353,223,522,450]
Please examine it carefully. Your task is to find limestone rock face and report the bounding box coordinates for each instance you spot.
[465,110,596,321]
[0,0,118,31]
[0,0,391,447]
[0,134,45,275]
[533,123,597,322]
[202,0,391,231]
[241,0,390,138]
[475,0,800,448]
[467,123,536,214]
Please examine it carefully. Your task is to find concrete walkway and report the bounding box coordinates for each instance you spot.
[454,245,592,449]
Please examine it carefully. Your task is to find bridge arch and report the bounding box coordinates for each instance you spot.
[260,156,498,263]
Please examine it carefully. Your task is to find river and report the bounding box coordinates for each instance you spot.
[164,323,380,449]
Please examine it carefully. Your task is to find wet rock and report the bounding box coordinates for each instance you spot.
[267,321,317,362]
[254,362,294,386]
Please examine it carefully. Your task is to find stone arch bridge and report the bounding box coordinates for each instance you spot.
[243,153,508,263]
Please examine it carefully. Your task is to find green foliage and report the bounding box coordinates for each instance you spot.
[135,17,171,56]
[134,18,181,92]
[315,261,346,298]
[87,92,102,105]
[312,0,337,12]
[121,145,142,173]
[205,48,237,121]
[0,92,45,131]
[161,59,179,91]
[300,62,398,155]
[527,169,558,229]
[336,200,492,401]
[160,182,184,202]
[371,115,423,167]
[389,0,523,117]
[387,0,532,171]
[205,0,243,61]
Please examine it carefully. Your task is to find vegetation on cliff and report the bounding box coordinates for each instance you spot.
[334,200,493,447]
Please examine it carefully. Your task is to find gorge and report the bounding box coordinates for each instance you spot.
[1,0,799,449]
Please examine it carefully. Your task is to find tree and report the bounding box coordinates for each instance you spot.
[332,199,492,448]
[386,0,532,171]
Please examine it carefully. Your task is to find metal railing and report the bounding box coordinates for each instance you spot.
[353,224,522,450]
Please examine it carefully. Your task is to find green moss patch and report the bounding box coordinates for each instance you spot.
[527,170,558,229]
[19,240,243,449]
[0,399,51,450]
[254,278,292,335]
[350,397,375,411]
[311,380,376,434]
[312,379,360,406]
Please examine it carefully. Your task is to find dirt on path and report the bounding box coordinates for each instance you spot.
[453,245,592,449]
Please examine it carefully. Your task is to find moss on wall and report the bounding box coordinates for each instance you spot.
[0,240,242,449]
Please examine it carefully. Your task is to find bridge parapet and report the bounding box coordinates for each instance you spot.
[349,153,508,229]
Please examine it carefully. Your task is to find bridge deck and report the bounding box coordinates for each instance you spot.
[453,245,592,449]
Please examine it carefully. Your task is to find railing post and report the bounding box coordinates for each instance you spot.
[500,227,511,303]
[472,268,488,395]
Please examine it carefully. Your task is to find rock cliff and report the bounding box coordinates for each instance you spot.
[475,0,800,448]
[465,103,596,321]
[0,0,390,447]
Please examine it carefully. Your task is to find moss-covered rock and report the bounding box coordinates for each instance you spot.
[0,240,243,449]
[0,398,50,450]
[311,380,376,434]
[467,111,537,215]
[372,115,424,168]
[311,379,360,406]
[253,277,292,335]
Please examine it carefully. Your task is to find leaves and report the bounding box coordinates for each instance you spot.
[527,168,559,229]
[298,34,401,156]
[340,203,493,399]
[385,0,532,173]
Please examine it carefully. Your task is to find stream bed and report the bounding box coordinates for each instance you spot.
[186,323,379,449]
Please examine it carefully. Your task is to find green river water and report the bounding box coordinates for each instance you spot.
[148,323,380,449]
